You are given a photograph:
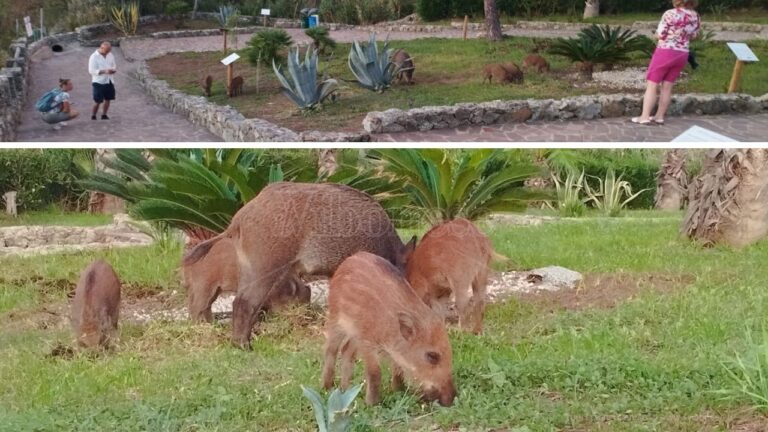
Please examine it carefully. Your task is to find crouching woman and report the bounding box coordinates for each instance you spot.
[42,78,79,129]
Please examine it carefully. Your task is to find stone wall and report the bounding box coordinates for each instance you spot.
[363,93,768,134]
[134,62,369,142]
[0,32,78,142]
[0,214,153,257]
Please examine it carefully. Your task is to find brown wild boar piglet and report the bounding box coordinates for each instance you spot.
[322,252,457,406]
[392,49,415,85]
[183,237,311,322]
[501,62,524,84]
[228,75,244,97]
[406,218,496,335]
[482,63,523,84]
[70,259,121,348]
[183,182,416,349]
[200,74,213,97]
[522,54,550,73]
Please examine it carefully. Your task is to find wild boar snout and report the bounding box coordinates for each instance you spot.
[421,381,456,407]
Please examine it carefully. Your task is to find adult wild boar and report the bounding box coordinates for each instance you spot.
[183,182,416,349]
[183,237,310,322]
[70,260,121,349]
[322,252,457,406]
[406,218,498,335]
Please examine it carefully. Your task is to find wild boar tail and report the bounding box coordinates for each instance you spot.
[182,233,225,266]
[491,250,509,263]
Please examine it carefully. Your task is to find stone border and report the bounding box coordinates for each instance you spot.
[445,19,768,35]
[362,93,768,134]
[0,32,78,142]
[134,61,370,142]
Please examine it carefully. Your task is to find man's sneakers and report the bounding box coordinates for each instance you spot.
[92,114,110,120]
[91,115,97,120]
[52,124,62,131]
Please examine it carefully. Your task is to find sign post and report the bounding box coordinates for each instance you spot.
[221,52,241,97]
[23,16,33,39]
[261,8,270,27]
[726,43,759,93]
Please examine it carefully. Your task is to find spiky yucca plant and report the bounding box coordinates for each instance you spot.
[348,32,399,93]
[548,169,589,218]
[273,47,338,111]
[110,1,139,36]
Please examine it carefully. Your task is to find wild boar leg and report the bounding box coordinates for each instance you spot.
[361,347,382,405]
[339,338,357,390]
[471,269,489,335]
[391,363,405,391]
[188,283,219,323]
[322,327,346,390]
[454,281,473,332]
[231,269,290,348]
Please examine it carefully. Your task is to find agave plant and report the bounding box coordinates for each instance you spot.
[370,149,546,226]
[301,384,363,432]
[110,1,139,37]
[216,4,239,29]
[584,168,649,217]
[348,32,399,93]
[273,46,338,111]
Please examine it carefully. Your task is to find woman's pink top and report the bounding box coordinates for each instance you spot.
[656,7,701,52]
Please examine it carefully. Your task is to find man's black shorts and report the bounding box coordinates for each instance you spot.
[92,82,116,103]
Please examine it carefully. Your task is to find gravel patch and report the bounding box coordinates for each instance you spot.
[128,268,582,323]
[576,67,689,91]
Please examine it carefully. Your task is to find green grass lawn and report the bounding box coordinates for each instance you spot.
[149,37,768,133]
[2,214,768,430]
[0,208,112,228]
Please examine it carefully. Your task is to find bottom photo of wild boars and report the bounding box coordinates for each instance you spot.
[2,148,763,430]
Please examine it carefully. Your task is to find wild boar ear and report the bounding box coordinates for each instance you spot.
[398,312,418,341]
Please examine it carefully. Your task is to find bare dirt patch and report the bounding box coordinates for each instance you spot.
[513,272,696,312]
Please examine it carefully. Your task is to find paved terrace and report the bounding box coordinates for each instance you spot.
[14,27,768,142]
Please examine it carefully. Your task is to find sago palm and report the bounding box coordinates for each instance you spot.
[370,149,546,226]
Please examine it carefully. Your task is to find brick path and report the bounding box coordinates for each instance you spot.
[16,43,220,142]
[15,27,767,142]
[375,113,768,142]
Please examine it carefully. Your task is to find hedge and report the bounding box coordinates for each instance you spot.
[0,149,87,211]
[417,0,768,21]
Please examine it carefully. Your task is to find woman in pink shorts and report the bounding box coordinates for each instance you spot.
[632,0,700,125]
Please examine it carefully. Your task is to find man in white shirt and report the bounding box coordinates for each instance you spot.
[88,41,117,120]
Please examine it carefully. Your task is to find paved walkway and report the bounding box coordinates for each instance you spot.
[376,113,768,142]
[15,27,767,142]
[16,43,220,142]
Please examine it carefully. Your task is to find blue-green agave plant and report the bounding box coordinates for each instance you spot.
[216,5,239,28]
[273,46,338,110]
[301,384,363,432]
[348,32,399,93]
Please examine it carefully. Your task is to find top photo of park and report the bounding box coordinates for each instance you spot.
[1,0,766,143]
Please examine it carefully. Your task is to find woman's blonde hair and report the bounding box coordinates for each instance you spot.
[673,0,698,8]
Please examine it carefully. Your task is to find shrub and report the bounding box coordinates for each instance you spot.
[319,0,361,24]
[0,149,88,211]
[246,29,293,66]
[305,26,337,53]
[357,0,394,24]
[416,0,448,21]
[348,33,399,93]
[165,0,191,28]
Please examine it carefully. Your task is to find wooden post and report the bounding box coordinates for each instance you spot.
[3,191,18,217]
[223,29,228,54]
[227,63,233,97]
[728,60,745,93]
[462,15,469,40]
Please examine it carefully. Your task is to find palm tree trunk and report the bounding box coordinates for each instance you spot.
[318,149,338,179]
[682,149,768,248]
[484,0,503,42]
[88,149,126,214]
[583,0,599,19]
[655,149,688,210]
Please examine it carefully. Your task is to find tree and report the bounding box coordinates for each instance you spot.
[681,149,768,248]
[583,0,599,19]
[192,0,198,16]
[88,149,126,214]
[654,149,688,210]
[484,0,503,42]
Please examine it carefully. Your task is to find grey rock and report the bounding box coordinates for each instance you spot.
[528,266,583,290]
